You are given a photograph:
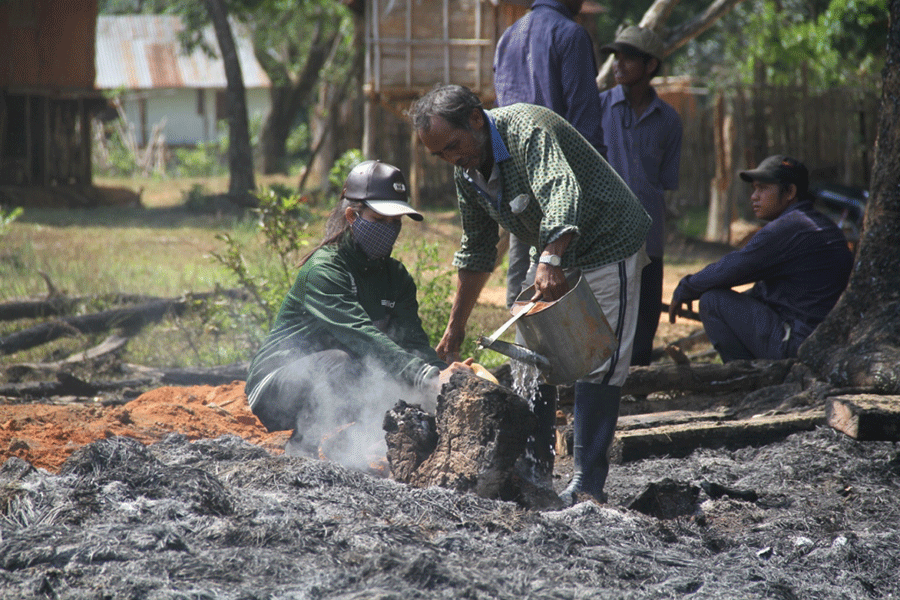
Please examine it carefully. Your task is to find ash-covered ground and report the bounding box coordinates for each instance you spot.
[1,425,898,599]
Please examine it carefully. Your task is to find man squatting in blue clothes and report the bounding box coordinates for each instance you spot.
[668,155,853,362]
[598,26,683,366]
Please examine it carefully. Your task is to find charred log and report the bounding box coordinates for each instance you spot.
[612,412,824,462]
[0,294,162,322]
[0,363,248,399]
[622,359,795,396]
[0,289,249,355]
[384,372,562,510]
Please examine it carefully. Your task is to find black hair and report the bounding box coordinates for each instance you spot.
[408,84,483,133]
[298,198,364,266]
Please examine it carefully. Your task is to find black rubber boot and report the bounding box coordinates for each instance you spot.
[559,382,621,505]
[520,383,557,487]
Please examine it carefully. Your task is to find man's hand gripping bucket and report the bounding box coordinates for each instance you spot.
[479,270,618,385]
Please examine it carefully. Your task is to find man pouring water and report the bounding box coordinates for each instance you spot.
[409,85,651,504]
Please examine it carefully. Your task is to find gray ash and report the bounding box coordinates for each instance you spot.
[0,427,898,599]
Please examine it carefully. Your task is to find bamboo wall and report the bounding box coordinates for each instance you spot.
[0,0,98,88]
[0,0,101,187]
[697,83,879,242]
[364,0,526,102]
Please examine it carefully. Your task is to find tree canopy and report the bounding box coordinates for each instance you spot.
[587,0,887,89]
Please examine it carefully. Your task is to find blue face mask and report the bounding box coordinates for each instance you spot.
[350,214,401,259]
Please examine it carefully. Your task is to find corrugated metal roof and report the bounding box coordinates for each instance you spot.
[95,14,271,90]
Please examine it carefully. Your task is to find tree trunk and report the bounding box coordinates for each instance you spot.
[798,1,900,393]
[257,24,339,175]
[596,0,747,91]
[205,0,256,205]
[297,11,366,191]
[706,93,734,243]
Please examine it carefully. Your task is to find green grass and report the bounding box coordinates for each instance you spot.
[674,205,709,240]
[0,176,513,373]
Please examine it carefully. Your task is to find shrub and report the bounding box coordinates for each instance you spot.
[327,149,365,203]
[210,186,312,334]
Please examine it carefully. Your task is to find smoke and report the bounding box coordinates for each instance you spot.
[284,354,437,472]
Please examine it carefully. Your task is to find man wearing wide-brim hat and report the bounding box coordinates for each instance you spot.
[599,26,683,369]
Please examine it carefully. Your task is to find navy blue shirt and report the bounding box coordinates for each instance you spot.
[493,0,606,155]
[674,199,853,333]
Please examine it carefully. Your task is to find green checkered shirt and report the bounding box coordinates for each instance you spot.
[452,103,651,272]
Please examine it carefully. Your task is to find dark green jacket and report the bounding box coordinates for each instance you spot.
[245,234,446,396]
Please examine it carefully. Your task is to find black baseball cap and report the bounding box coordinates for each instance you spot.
[341,160,423,221]
[739,155,809,196]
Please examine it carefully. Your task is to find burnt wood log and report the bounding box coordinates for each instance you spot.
[0,294,161,322]
[384,372,562,510]
[0,296,77,321]
[0,299,175,355]
[0,289,250,355]
[0,363,248,398]
[2,334,131,381]
[622,359,795,396]
[0,372,155,399]
[611,412,825,462]
[827,395,900,441]
[383,401,439,483]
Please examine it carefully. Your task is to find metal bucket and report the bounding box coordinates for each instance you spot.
[513,270,617,385]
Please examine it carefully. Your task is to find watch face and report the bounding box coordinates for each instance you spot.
[541,254,561,266]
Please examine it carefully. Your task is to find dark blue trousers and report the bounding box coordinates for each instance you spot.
[631,256,663,366]
[698,289,805,362]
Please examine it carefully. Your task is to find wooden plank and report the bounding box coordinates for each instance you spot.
[618,409,728,430]
[622,359,793,396]
[612,412,824,463]
[827,395,900,441]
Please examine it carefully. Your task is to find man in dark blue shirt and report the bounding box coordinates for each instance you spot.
[494,0,605,154]
[668,155,853,362]
[598,26,683,366]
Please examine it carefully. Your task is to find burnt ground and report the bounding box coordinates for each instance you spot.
[0,424,898,599]
[1,231,898,598]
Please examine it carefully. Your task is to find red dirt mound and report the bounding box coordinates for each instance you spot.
[0,382,288,472]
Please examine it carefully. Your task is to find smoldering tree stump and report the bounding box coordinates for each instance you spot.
[384,372,561,509]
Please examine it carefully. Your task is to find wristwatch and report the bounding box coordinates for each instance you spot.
[538,254,561,267]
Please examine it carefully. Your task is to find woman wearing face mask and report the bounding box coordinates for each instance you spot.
[245,160,473,457]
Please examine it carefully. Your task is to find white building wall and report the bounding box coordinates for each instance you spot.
[119,88,271,147]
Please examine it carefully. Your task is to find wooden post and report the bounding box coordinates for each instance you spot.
[363,97,375,159]
[43,96,50,186]
[706,93,733,244]
[25,94,32,185]
[80,98,91,185]
[409,126,420,208]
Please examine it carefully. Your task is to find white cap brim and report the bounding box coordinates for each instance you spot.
[365,199,424,221]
